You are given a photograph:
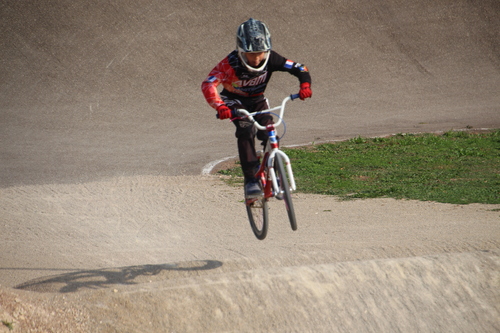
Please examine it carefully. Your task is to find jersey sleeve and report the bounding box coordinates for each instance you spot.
[201,57,230,109]
[268,51,312,85]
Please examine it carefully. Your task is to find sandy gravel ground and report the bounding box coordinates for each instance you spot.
[1,175,499,332]
[1,0,500,331]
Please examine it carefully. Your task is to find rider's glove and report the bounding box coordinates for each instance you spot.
[299,82,312,100]
[216,105,232,120]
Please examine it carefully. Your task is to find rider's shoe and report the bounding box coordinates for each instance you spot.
[244,179,262,198]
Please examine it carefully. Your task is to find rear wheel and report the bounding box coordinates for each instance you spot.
[246,191,268,240]
[275,155,297,231]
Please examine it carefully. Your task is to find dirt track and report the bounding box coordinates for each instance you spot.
[1,0,499,332]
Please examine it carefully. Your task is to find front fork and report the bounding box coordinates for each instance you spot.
[254,152,273,199]
[256,123,280,199]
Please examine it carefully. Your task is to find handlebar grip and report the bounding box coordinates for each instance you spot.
[290,93,300,100]
[215,109,239,119]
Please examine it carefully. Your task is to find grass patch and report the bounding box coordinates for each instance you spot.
[217,130,500,204]
[2,320,14,331]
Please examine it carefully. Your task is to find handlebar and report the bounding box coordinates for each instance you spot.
[216,93,300,129]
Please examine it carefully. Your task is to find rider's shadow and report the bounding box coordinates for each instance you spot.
[15,260,223,293]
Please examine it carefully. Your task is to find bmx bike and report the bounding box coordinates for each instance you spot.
[230,94,300,240]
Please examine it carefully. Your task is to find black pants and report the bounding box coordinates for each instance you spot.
[222,95,273,181]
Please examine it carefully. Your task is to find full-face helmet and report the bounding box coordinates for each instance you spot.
[236,18,272,72]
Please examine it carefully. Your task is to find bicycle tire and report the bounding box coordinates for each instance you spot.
[275,155,297,231]
[246,188,269,240]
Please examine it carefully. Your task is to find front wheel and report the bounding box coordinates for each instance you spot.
[246,194,269,240]
[275,155,297,231]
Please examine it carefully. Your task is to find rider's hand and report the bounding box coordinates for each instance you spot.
[216,105,232,120]
[299,82,312,100]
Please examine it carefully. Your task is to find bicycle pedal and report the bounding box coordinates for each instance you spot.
[245,197,262,207]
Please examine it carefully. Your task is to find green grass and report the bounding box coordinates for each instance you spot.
[2,320,13,331]
[218,130,500,204]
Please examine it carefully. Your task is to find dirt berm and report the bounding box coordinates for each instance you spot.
[1,0,499,332]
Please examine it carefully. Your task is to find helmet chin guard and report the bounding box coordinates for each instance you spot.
[238,51,270,73]
[236,18,272,72]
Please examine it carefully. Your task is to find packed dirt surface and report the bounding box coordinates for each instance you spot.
[1,0,499,332]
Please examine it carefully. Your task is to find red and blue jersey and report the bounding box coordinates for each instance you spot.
[202,50,311,109]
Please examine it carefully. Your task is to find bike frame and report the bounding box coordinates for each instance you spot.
[233,94,299,198]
